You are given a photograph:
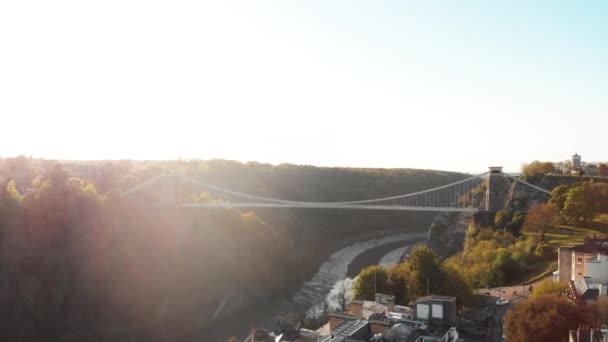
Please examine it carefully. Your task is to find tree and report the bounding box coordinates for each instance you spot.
[491,249,520,284]
[523,203,560,241]
[388,263,410,305]
[353,265,388,301]
[335,280,351,313]
[562,182,607,222]
[504,294,596,342]
[440,263,473,305]
[600,163,608,176]
[406,245,444,298]
[549,184,574,211]
[530,279,569,298]
[505,211,526,237]
[592,297,608,324]
[494,210,513,229]
[522,161,556,178]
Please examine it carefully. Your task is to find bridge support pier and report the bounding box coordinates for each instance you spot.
[486,166,508,213]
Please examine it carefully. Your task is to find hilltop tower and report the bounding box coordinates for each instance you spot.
[572,153,582,170]
[486,166,508,213]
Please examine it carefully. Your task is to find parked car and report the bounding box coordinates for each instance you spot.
[496,299,509,306]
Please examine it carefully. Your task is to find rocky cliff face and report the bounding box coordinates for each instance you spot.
[506,174,583,211]
[427,212,473,258]
[428,174,588,257]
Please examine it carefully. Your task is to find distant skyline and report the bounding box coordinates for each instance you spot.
[1,1,607,173]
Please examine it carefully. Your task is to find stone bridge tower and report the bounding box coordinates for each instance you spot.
[486,166,508,213]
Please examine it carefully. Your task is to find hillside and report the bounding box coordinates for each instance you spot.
[0,157,468,341]
[428,174,600,258]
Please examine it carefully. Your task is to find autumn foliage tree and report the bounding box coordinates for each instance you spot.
[353,265,389,301]
[523,203,560,241]
[504,294,596,342]
[522,161,556,177]
[531,279,570,298]
[355,246,473,306]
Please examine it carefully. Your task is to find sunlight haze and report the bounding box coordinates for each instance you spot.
[1,1,607,172]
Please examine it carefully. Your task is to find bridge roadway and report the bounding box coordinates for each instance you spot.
[177,202,481,212]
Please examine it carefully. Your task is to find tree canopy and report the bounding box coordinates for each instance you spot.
[354,245,473,306]
[550,181,608,223]
[531,279,570,298]
[504,294,596,342]
[522,161,557,177]
[353,265,389,301]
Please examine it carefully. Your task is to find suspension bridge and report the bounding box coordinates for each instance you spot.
[121,167,552,213]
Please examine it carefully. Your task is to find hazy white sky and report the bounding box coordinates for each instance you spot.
[1,1,606,172]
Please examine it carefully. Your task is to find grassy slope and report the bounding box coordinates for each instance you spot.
[521,214,608,283]
[531,214,608,248]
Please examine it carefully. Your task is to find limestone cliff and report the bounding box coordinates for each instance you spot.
[428,174,589,257]
[428,212,473,257]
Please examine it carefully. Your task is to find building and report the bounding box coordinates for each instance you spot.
[412,295,457,327]
[584,164,599,176]
[573,153,582,170]
[570,277,603,304]
[569,325,608,342]
[557,238,608,283]
[314,294,461,342]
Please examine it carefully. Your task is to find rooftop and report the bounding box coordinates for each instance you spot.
[414,295,456,302]
[317,319,368,342]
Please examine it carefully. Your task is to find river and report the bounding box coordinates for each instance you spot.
[205,231,426,341]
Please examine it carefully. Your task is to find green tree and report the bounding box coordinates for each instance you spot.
[504,294,595,342]
[353,265,389,300]
[491,249,519,284]
[388,263,410,305]
[440,263,473,305]
[549,184,574,211]
[531,279,569,298]
[494,210,513,229]
[406,245,444,298]
[562,182,604,222]
[505,211,526,237]
[522,161,556,177]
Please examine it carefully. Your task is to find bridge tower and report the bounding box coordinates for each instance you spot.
[486,166,508,213]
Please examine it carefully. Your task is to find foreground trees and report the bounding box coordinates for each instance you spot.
[530,279,569,298]
[354,246,472,306]
[504,294,596,342]
[353,265,389,301]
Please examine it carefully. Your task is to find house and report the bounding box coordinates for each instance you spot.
[570,277,603,304]
[568,325,608,342]
[557,238,608,283]
[412,295,457,327]
[314,294,461,342]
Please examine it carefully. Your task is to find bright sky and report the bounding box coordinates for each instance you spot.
[1,1,606,173]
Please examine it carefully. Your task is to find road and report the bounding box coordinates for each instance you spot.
[475,276,551,342]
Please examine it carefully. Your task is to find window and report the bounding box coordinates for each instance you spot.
[432,304,443,319]
[417,304,429,320]
[577,257,583,265]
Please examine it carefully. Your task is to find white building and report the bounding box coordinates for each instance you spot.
[585,253,608,284]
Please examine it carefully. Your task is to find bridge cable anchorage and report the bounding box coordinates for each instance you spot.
[180,172,489,206]
[501,173,552,195]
